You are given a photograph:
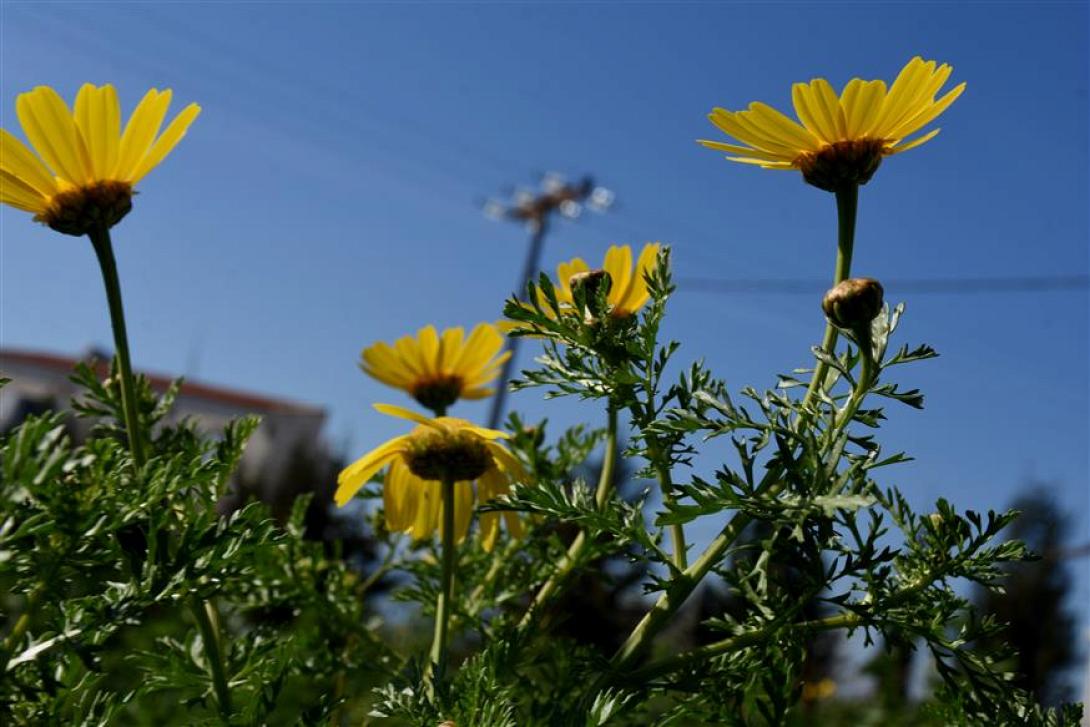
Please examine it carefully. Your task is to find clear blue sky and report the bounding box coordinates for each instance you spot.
[2,0,1087,672]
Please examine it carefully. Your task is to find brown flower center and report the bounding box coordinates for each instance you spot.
[795,139,887,193]
[36,180,134,237]
[403,429,493,482]
[411,375,464,413]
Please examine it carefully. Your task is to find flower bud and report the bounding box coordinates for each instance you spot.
[569,269,612,322]
[822,277,884,331]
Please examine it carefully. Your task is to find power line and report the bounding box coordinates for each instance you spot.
[678,274,1090,296]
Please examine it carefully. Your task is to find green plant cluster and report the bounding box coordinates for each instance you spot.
[0,366,389,725]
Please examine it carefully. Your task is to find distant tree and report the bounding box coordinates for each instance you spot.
[975,484,1080,705]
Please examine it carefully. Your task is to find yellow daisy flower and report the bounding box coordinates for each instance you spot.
[699,56,965,191]
[509,243,661,329]
[1,84,200,235]
[360,323,511,415]
[335,404,526,551]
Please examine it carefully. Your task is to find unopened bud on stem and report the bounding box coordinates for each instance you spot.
[822,277,884,332]
[569,269,613,323]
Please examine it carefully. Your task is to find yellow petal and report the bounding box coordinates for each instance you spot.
[603,245,634,308]
[812,78,847,140]
[464,423,509,441]
[697,139,793,163]
[848,80,887,138]
[361,342,415,388]
[480,511,501,552]
[383,459,418,531]
[374,402,441,429]
[463,349,510,387]
[114,89,171,181]
[711,108,802,156]
[74,84,121,180]
[417,325,440,377]
[747,102,822,151]
[335,436,407,506]
[438,326,465,374]
[887,127,941,155]
[618,242,659,313]
[885,82,965,141]
[0,129,58,197]
[485,441,524,476]
[394,335,425,378]
[16,86,92,185]
[448,322,502,377]
[869,57,928,138]
[0,169,48,213]
[887,61,949,132]
[791,82,835,144]
[555,257,589,304]
[452,481,474,543]
[130,102,200,184]
[410,480,441,540]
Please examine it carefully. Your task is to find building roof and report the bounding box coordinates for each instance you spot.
[0,348,325,417]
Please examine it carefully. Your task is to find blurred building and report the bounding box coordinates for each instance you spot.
[0,347,329,508]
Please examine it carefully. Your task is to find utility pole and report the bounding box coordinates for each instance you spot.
[482,173,614,428]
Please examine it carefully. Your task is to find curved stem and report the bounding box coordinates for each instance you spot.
[517,405,618,629]
[610,184,860,672]
[88,224,146,468]
[429,478,457,678]
[192,596,232,719]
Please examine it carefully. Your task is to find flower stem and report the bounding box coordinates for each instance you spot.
[430,477,457,678]
[518,405,618,630]
[88,226,232,718]
[87,224,146,468]
[802,184,858,411]
[192,595,232,719]
[609,184,861,672]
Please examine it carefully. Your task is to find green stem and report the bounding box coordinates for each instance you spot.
[518,405,618,630]
[192,596,232,718]
[629,563,937,683]
[88,224,146,468]
[610,184,860,671]
[429,478,457,678]
[655,459,687,570]
[88,227,233,718]
[626,612,860,683]
[801,184,858,412]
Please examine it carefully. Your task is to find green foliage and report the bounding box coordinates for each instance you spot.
[2,247,1084,725]
[367,247,1080,725]
[0,371,387,725]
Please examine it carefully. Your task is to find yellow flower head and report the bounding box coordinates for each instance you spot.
[335,404,526,551]
[1,84,200,235]
[699,57,965,192]
[512,243,660,328]
[361,323,510,415]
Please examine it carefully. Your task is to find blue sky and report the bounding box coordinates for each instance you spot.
[2,0,1087,677]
